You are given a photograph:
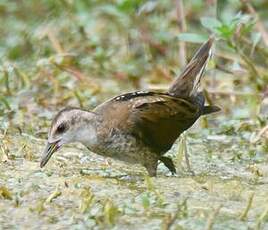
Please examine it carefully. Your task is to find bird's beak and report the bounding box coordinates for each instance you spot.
[40,140,60,168]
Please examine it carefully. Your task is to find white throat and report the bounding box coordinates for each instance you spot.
[73,124,98,147]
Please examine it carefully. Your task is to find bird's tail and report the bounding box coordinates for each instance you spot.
[202,105,221,115]
[168,37,214,98]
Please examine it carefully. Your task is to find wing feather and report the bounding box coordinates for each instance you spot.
[129,94,201,153]
[95,92,202,154]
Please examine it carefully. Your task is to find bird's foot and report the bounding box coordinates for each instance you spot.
[159,156,177,175]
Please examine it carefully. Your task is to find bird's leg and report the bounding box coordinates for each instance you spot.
[159,156,176,175]
[143,159,158,177]
[145,167,157,177]
[180,134,195,176]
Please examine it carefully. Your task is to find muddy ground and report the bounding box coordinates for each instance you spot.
[1,119,268,230]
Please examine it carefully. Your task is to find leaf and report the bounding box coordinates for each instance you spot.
[117,0,144,13]
[251,32,261,48]
[144,175,155,192]
[0,96,11,110]
[138,1,158,15]
[0,144,8,162]
[80,188,95,213]
[45,187,62,203]
[233,13,252,25]
[216,0,228,21]
[177,33,208,43]
[141,193,150,210]
[29,199,46,214]
[103,199,120,226]
[201,17,222,31]
[0,186,12,200]
[216,24,235,39]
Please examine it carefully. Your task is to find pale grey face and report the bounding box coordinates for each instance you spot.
[40,108,96,168]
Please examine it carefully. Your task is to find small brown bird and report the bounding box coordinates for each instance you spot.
[40,37,220,176]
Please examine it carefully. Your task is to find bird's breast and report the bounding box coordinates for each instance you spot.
[87,129,147,164]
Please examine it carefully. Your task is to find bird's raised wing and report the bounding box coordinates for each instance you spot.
[128,93,201,153]
[95,91,202,153]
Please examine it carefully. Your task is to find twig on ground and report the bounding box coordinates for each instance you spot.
[46,28,65,54]
[205,204,222,230]
[241,0,268,47]
[251,125,268,143]
[239,192,255,221]
[175,0,187,67]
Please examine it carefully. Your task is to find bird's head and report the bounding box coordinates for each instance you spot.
[40,108,97,168]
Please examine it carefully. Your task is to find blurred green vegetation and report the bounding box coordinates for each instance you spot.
[0,0,267,133]
[1,0,268,229]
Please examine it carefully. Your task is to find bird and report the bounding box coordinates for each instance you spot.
[40,37,220,176]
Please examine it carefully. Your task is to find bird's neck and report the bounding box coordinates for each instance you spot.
[72,110,101,148]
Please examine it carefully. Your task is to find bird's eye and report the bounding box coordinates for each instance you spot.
[56,123,68,134]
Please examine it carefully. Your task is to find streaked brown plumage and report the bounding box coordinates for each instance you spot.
[40,37,220,176]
